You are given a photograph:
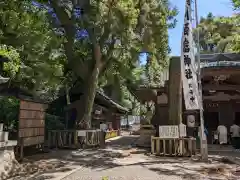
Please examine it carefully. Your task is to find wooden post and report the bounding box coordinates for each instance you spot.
[53,131,56,148]
[74,131,78,147]
[69,131,72,146]
[48,131,51,148]
[151,136,154,154]
[20,138,24,160]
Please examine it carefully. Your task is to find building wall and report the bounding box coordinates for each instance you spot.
[218,102,234,127]
[112,114,121,130]
[203,100,240,133]
[66,99,123,130]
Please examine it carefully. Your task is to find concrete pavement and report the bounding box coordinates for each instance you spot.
[61,135,240,180]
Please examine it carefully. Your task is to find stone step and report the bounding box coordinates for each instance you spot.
[0,131,8,142]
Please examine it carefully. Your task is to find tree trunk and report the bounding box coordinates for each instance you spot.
[78,45,102,129]
[65,84,70,129]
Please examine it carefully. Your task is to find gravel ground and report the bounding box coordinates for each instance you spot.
[61,135,240,180]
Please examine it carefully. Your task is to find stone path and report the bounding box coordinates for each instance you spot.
[7,134,240,180]
[61,135,240,180]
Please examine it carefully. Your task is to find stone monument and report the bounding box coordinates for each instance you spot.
[168,57,182,125]
[0,123,18,179]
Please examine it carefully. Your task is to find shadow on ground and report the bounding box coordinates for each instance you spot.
[7,136,240,180]
[148,167,200,179]
[145,159,237,180]
[6,136,140,179]
[6,154,74,180]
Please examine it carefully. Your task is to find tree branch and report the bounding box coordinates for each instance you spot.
[99,0,116,46]
[49,0,87,78]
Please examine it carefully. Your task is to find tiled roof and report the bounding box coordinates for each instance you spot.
[200,53,240,62]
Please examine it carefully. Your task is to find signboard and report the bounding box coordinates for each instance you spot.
[205,103,218,108]
[181,0,200,110]
[18,100,47,146]
[77,130,86,137]
[159,126,179,138]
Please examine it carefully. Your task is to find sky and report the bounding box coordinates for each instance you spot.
[169,0,234,56]
[139,0,234,64]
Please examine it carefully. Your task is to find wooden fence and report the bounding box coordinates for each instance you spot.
[151,136,196,157]
[47,129,120,149]
[82,130,101,147]
[48,130,77,149]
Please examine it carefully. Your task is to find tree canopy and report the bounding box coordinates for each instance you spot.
[31,0,177,128]
[232,0,240,9]
[194,9,240,53]
[0,0,177,129]
[0,0,65,99]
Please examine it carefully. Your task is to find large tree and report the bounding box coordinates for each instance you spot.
[0,1,65,100]
[33,0,177,129]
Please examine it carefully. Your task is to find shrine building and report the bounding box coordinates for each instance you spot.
[201,53,240,140]
[131,53,240,144]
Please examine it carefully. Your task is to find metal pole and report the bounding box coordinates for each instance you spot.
[194,0,208,161]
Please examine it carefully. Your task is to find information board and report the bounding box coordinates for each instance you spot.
[159,126,179,138]
[18,100,47,146]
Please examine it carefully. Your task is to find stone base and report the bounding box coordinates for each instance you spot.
[0,141,19,180]
[135,129,155,148]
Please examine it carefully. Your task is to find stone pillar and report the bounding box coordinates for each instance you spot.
[168,57,182,125]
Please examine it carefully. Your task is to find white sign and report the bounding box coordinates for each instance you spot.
[179,123,187,137]
[181,0,200,110]
[77,130,86,137]
[159,126,179,138]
